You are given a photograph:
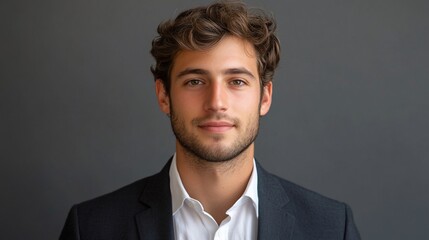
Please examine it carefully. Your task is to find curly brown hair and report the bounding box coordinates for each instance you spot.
[150,1,280,93]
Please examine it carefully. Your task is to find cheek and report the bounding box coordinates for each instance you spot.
[170,93,200,115]
[232,90,261,108]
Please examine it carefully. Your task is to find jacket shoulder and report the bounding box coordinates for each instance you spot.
[275,174,344,208]
[69,172,165,238]
[77,173,154,210]
[265,172,361,239]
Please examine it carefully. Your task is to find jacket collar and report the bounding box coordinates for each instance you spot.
[256,161,295,240]
[134,159,295,240]
[135,159,175,240]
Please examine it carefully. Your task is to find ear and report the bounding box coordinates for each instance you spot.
[155,79,170,115]
[260,81,273,116]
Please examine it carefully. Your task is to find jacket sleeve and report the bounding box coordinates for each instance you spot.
[344,204,361,240]
[59,205,80,240]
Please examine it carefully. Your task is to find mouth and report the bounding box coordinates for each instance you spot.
[198,121,235,133]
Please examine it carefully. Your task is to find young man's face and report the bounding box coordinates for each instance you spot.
[156,36,272,162]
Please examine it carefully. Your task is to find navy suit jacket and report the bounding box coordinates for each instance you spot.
[60,160,361,240]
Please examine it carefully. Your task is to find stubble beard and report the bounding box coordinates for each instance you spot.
[169,106,260,163]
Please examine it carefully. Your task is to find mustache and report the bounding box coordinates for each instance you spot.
[191,114,239,126]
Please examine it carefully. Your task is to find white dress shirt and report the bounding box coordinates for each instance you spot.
[169,154,259,240]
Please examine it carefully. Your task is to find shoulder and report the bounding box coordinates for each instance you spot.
[275,174,344,209]
[73,174,154,219]
[61,173,166,239]
[74,162,171,220]
[276,175,361,239]
[60,176,154,239]
[257,165,360,239]
[274,174,353,230]
[75,161,171,212]
[257,162,345,210]
[60,162,173,239]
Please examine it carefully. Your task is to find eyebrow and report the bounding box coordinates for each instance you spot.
[176,67,256,80]
[176,68,209,78]
[224,68,256,80]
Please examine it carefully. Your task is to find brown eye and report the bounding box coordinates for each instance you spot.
[186,79,203,86]
[230,79,246,86]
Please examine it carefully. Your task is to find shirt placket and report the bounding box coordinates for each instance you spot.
[214,222,229,240]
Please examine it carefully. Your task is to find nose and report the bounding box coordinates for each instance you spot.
[204,81,228,112]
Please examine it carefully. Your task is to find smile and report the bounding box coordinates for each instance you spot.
[198,121,235,133]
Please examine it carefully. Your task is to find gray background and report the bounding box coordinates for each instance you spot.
[1,0,428,239]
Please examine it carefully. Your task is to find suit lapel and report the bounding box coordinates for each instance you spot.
[135,160,175,240]
[257,161,295,240]
[133,159,295,240]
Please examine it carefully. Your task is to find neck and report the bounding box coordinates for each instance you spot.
[175,141,255,224]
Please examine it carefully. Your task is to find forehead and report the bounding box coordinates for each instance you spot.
[171,36,258,77]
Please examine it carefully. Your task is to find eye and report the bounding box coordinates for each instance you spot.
[185,79,204,86]
[230,79,246,86]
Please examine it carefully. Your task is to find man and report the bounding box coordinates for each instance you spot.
[60,1,360,239]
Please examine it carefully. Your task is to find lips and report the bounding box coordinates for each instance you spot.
[198,121,235,133]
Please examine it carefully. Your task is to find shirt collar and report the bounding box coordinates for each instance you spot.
[169,154,190,215]
[243,157,259,216]
[169,154,259,217]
